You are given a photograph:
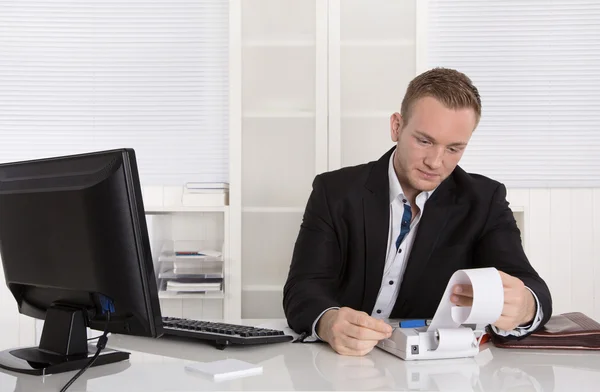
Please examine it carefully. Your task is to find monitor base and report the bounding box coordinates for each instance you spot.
[0,344,129,376]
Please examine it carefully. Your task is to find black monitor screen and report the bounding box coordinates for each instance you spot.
[0,149,163,338]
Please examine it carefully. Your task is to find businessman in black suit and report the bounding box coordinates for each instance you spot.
[283,67,552,356]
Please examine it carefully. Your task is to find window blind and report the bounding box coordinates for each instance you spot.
[427,0,600,187]
[0,0,229,185]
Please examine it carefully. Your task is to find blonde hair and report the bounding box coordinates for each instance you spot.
[401,67,481,127]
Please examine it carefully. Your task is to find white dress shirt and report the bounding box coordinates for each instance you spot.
[311,151,543,340]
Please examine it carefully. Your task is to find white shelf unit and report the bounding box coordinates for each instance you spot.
[340,39,415,47]
[329,0,417,170]
[158,291,226,300]
[240,0,418,319]
[242,111,315,119]
[143,185,236,321]
[242,40,315,48]
[240,0,328,319]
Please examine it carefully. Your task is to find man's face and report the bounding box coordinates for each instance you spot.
[390,96,477,193]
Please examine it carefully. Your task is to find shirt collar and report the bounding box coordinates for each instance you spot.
[388,150,436,205]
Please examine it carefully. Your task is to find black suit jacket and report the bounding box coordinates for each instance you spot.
[283,147,552,336]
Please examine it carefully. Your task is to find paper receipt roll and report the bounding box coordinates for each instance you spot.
[428,267,504,331]
[433,328,476,351]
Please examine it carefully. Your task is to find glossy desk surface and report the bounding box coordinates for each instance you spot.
[1,320,599,391]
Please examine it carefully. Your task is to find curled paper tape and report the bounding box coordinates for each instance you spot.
[433,328,477,351]
[428,267,504,331]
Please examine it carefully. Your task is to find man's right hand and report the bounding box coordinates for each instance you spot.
[316,307,393,356]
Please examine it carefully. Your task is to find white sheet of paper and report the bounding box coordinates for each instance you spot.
[428,267,504,331]
[185,359,263,382]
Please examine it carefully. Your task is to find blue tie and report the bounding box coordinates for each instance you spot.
[396,204,412,250]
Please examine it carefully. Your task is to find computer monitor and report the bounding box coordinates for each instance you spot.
[0,148,163,375]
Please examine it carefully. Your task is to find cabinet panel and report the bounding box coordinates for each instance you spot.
[242,211,302,287]
[240,0,321,319]
[242,47,315,113]
[334,0,417,171]
[239,0,417,319]
[242,118,315,207]
[341,0,416,42]
[242,290,285,319]
[341,116,395,167]
[242,0,316,42]
[341,46,415,113]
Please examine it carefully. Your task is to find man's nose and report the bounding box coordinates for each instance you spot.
[424,147,444,170]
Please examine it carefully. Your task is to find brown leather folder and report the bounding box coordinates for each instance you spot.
[490,312,600,350]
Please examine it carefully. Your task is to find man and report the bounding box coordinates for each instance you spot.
[283,67,552,356]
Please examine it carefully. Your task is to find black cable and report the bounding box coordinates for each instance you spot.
[60,312,110,392]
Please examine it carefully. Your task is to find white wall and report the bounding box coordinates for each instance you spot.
[507,188,600,319]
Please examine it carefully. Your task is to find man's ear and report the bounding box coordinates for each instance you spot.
[390,112,403,142]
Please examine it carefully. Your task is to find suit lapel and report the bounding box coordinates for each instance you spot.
[361,148,394,313]
[392,179,458,312]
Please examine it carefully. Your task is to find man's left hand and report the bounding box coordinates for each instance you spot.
[450,270,536,331]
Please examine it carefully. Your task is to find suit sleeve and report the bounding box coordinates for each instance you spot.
[474,183,552,338]
[283,175,342,334]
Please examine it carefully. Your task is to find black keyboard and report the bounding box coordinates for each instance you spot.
[161,317,294,349]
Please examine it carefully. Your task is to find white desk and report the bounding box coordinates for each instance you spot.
[1,320,599,391]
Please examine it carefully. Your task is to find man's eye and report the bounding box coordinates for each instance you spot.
[417,138,430,145]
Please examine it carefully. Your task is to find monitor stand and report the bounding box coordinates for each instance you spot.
[0,304,129,376]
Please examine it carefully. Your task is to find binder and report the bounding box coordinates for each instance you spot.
[490,312,600,350]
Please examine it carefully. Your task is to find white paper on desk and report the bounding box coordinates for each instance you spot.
[185,359,263,382]
[428,267,504,331]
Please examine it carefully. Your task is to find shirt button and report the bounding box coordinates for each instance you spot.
[376,309,382,314]
[398,248,402,253]
[389,280,394,285]
[402,199,407,203]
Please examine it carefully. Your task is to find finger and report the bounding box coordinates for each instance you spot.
[493,315,518,331]
[502,286,529,313]
[451,294,473,307]
[500,302,520,318]
[346,324,392,341]
[350,312,393,334]
[500,304,518,318]
[498,271,521,287]
[452,284,473,298]
[502,287,521,305]
[339,335,380,352]
[331,337,377,356]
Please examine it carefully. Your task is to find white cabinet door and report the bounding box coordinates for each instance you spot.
[329,0,417,170]
[240,0,328,318]
[239,0,418,318]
